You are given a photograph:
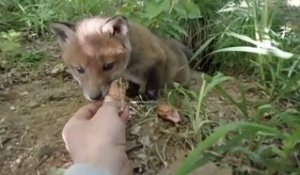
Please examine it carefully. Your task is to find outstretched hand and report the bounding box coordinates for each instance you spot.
[62,96,133,175]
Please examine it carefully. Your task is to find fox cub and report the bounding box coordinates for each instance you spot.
[50,15,192,101]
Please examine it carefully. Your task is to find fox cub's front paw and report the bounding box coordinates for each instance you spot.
[141,89,159,101]
[125,81,140,98]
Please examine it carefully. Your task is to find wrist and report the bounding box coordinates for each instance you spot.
[72,147,127,175]
[65,163,113,175]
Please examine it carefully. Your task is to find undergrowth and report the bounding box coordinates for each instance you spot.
[0,0,299,174]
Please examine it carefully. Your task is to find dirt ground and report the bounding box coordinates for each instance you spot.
[0,43,262,175]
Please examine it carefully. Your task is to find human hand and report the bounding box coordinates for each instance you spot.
[62,96,133,175]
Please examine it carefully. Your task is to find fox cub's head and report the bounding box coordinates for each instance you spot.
[50,16,131,101]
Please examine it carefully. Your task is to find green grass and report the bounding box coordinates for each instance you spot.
[1,0,299,174]
[0,30,45,69]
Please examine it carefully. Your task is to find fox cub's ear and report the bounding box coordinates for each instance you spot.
[102,16,128,36]
[50,22,75,49]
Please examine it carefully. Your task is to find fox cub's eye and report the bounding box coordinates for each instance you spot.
[74,66,85,74]
[103,63,114,71]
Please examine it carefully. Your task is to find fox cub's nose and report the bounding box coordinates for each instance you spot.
[90,93,103,101]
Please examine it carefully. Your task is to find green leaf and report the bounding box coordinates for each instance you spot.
[144,2,164,19]
[182,0,201,19]
[187,1,201,18]
[173,5,187,16]
[161,0,172,12]
[144,0,171,19]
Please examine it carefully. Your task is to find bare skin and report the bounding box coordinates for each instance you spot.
[62,96,133,175]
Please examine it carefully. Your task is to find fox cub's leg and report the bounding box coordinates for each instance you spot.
[142,66,161,100]
[126,81,140,98]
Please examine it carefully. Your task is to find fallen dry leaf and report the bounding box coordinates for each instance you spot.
[156,103,182,123]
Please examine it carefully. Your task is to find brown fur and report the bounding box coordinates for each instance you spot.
[50,16,191,101]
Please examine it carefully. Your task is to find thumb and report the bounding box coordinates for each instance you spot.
[104,96,130,122]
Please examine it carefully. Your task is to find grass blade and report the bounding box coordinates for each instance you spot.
[213,46,294,59]
[189,35,217,62]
